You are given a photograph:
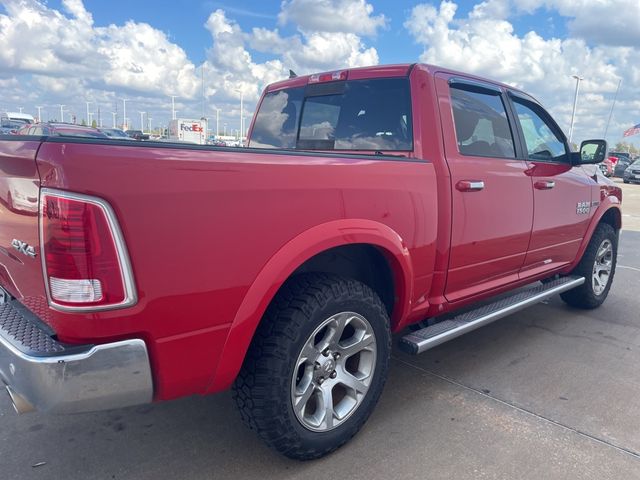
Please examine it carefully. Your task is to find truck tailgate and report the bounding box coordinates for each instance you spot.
[0,139,47,320]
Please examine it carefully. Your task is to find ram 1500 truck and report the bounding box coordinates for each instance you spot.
[0,63,622,460]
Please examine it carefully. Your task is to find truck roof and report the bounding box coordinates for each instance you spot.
[265,62,533,101]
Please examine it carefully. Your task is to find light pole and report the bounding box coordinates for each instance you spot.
[111,112,117,128]
[214,108,221,136]
[568,75,583,144]
[18,107,23,113]
[604,79,622,139]
[201,65,206,118]
[139,111,145,132]
[223,123,227,136]
[59,104,65,123]
[169,95,177,120]
[88,112,94,126]
[121,99,128,130]
[235,88,244,142]
[86,101,91,126]
[36,106,43,123]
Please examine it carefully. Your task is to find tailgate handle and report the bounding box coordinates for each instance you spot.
[456,180,485,192]
[534,180,556,190]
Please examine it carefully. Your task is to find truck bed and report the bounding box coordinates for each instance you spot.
[0,135,437,399]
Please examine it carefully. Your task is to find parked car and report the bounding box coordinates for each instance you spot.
[15,122,109,139]
[125,129,149,140]
[599,158,614,177]
[0,118,26,135]
[610,151,633,177]
[0,63,622,460]
[623,159,640,184]
[99,128,137,140]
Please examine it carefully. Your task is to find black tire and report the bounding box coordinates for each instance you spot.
[623,179,630,184]
[233,273,391,460]
[560,223,617,309]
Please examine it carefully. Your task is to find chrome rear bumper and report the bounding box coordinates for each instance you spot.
[0,300,152,414]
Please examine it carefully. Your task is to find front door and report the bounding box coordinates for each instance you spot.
[507,93,595,278]
[435,74,534,303]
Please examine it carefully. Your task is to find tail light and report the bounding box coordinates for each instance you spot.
[39,189,137,311]
[308,70,348,84]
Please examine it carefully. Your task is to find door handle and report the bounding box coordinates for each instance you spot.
[534,180,556,190]
[456,180,485,192]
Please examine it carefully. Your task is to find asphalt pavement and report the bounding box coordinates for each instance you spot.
[1,179,639,479]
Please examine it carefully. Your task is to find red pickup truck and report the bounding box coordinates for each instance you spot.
[0,63,622,459]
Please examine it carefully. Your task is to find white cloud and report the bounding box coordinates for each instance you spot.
[278,0,386,36]
[0,0,383,131]
[203,6,381,104]
[512,0,640,47]
[405,1,640,145]
[0,0,199,98]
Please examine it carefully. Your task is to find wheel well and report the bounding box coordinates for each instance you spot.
[290,244,396,317]
[600,207,621,231]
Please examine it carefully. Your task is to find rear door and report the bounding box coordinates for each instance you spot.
[507,92,595,277]
[435,74,534,302]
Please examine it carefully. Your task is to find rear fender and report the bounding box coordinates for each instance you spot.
[206,219,413,393]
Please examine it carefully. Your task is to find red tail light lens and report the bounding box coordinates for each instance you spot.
[40,189,136,311]
[308,70,348,84]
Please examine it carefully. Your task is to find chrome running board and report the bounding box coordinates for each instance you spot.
[399,276,585,355]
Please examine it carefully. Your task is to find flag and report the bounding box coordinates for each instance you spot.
[623,123,640,137]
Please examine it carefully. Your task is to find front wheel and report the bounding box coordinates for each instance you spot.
[233,273,391,460]
[560,223,617,309]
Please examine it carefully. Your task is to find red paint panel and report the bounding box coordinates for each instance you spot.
[520,163,595,276]
[29,140,437,399]
[434,73,534,302]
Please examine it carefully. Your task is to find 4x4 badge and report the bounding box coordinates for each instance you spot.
[11,239,37,258]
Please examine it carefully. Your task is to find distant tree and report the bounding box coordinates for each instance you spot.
[81,119,87,126]
[614,142,639,154]
[91,119,97,128]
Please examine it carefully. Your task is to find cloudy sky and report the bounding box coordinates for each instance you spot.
[0,0,638,145]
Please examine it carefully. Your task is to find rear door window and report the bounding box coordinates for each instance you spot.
[450,86,516,158]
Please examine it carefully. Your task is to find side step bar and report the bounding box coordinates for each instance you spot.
[399,276,585,355]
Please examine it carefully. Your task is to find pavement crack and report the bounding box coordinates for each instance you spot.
[393,355,640,462]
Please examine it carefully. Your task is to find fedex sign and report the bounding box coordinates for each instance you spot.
[181,123,204,133]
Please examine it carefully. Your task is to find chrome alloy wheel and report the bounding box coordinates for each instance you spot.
[592,239,613,296]
[291,312,377,432]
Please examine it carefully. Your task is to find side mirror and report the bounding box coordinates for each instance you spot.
[576,139,607,165]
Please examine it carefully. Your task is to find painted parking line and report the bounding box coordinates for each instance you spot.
[618,265,640,273]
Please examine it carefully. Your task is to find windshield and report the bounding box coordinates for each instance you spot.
[1,119,25,129]
[250,77,413,151]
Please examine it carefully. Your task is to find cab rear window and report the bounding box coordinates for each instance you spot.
[250,78,413,151]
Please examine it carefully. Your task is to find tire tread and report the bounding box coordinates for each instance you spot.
[560,222,617,309]
[233,273,391,460]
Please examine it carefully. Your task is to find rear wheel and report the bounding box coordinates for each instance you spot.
[560,223,617,309]
[233,273,391,460]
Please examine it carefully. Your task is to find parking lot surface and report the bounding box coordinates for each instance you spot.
[1,180,639,480]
